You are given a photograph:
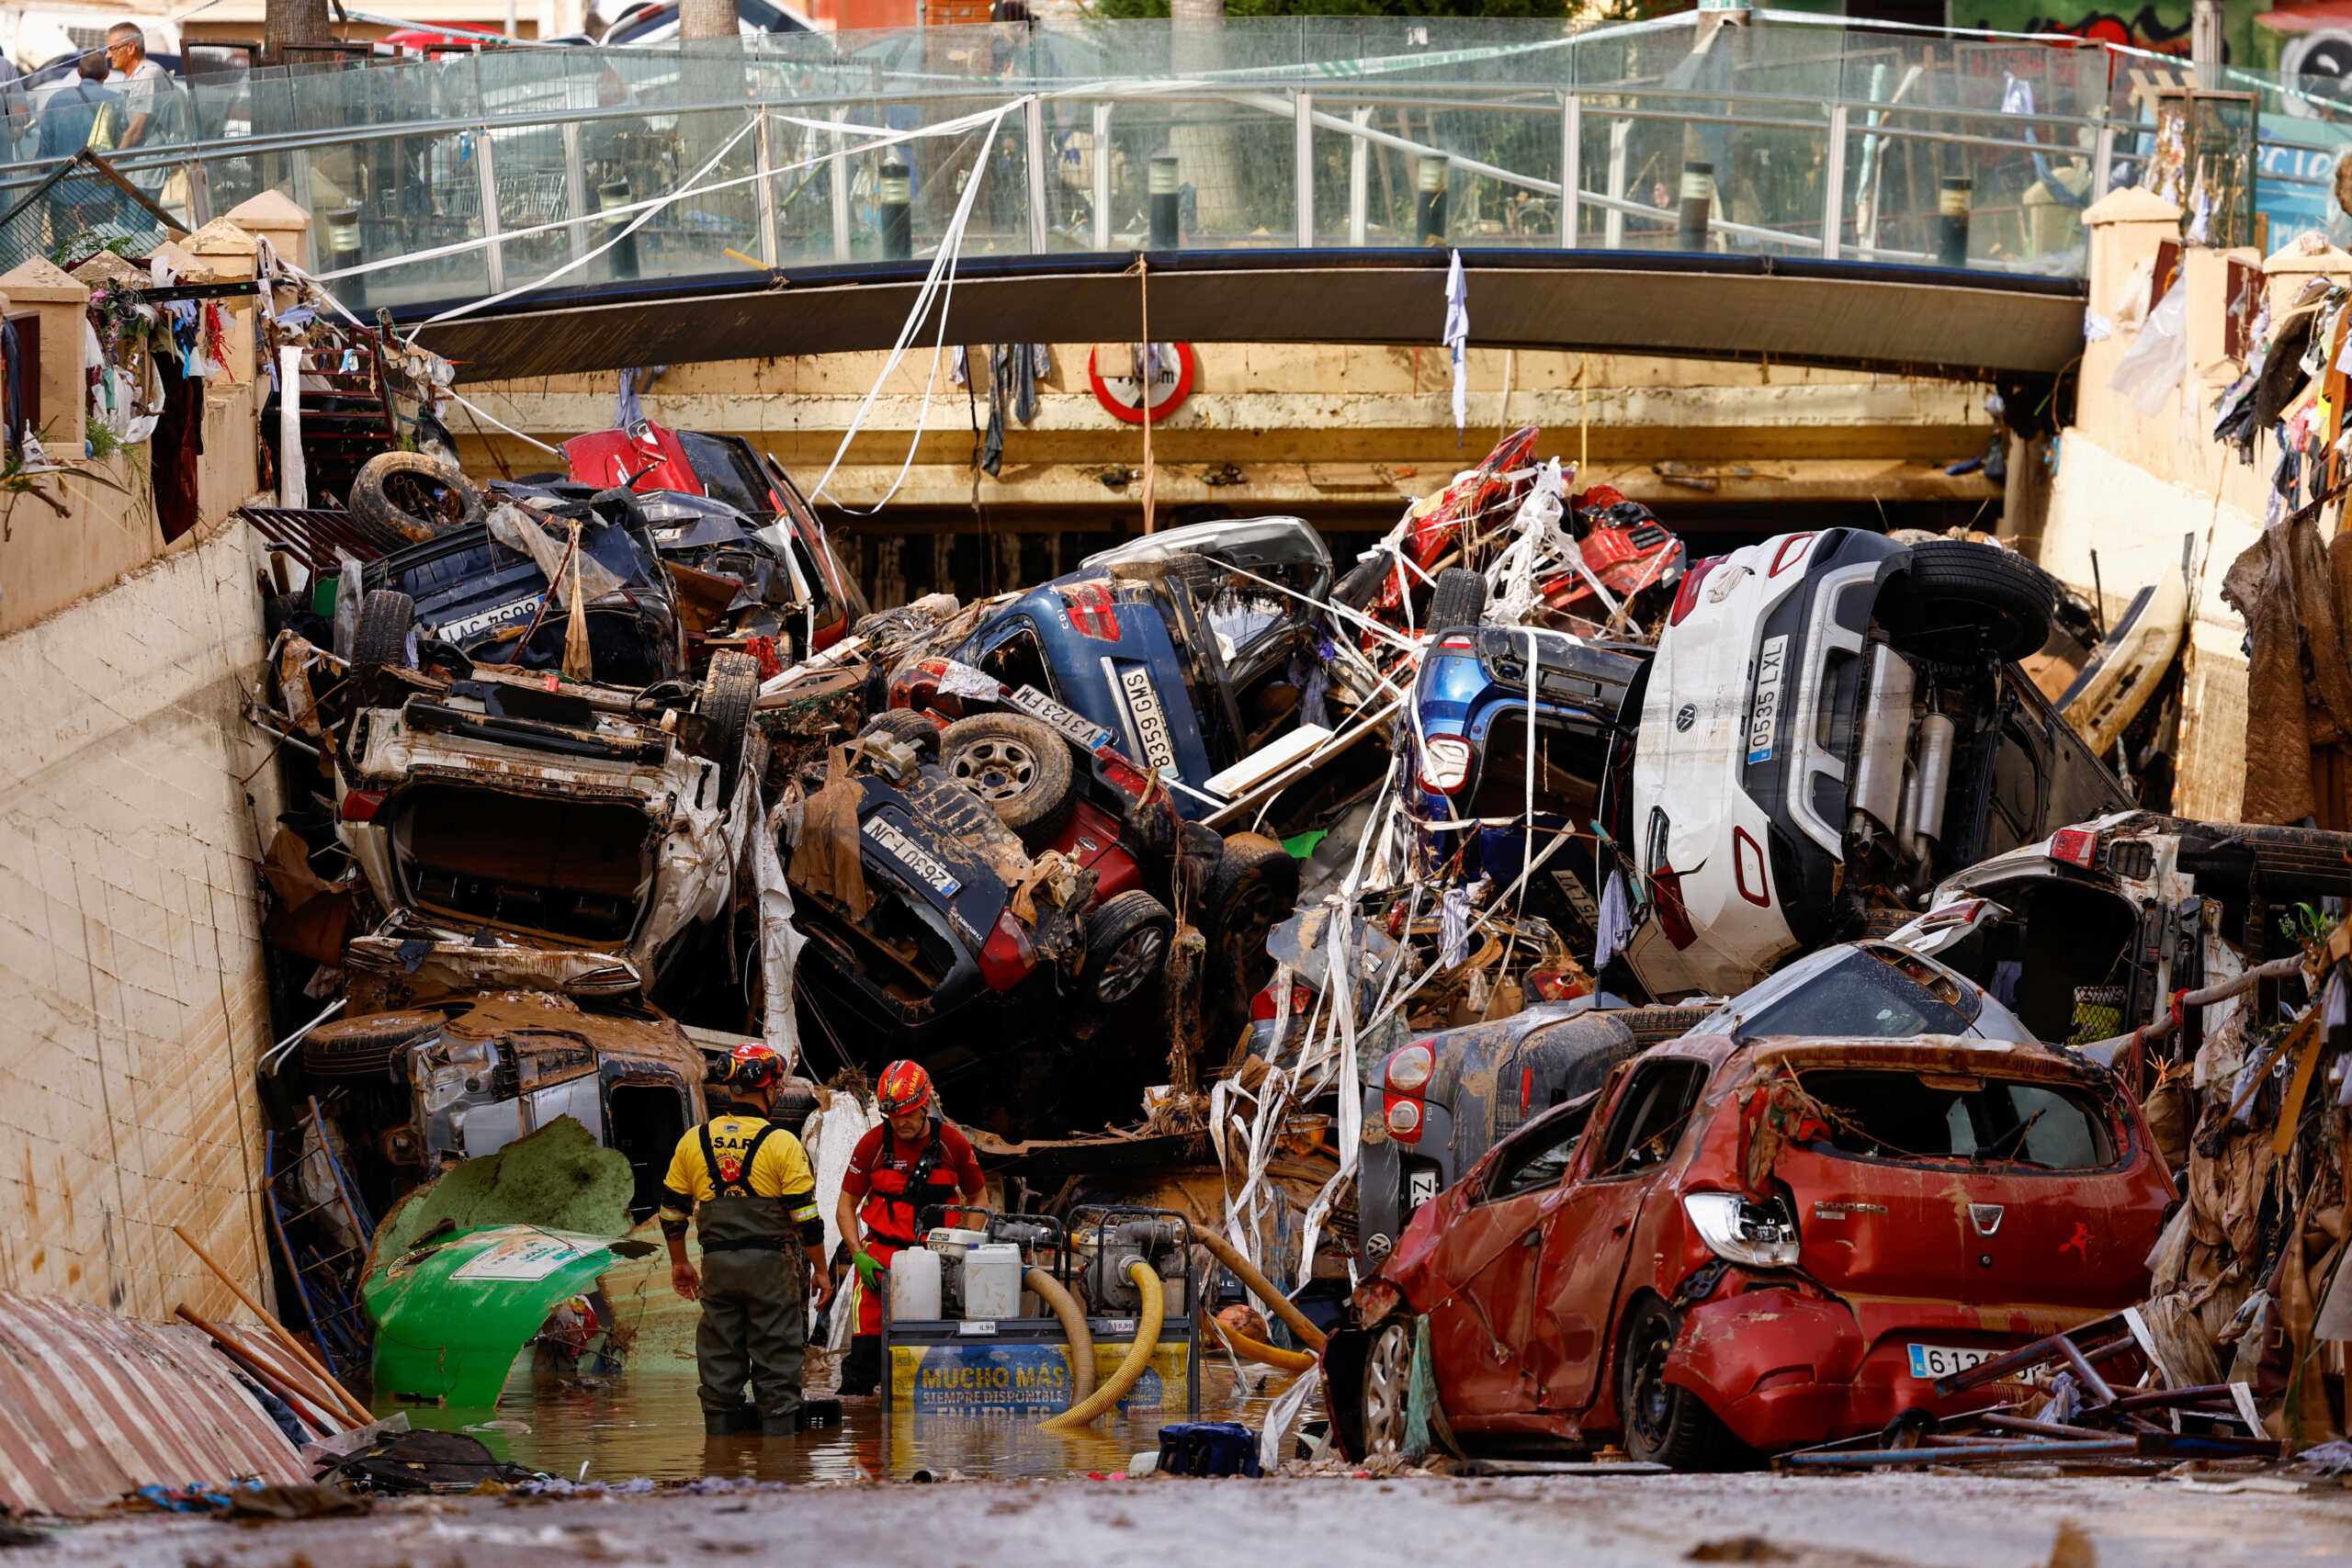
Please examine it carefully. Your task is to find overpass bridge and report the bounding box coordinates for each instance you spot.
[1,11,2336,382]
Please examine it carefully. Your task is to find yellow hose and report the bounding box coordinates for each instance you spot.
[1026,1265,1096,1404]
[1203,1310,1317,1371]
[1194,1226,1328,1351]
[1040,1260,1162,1431]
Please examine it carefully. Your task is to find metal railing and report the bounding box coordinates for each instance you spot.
[0,11,2342,314]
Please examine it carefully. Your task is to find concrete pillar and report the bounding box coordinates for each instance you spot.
[226,189,314,273]
[0,257,89,453]
[186,216,263,385]
[2261,234,2352,323]
[2079,186,2183,449]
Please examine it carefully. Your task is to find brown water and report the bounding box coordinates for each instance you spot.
[376,1234,1312,1484]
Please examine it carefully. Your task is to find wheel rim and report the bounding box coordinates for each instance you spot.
[1362,1321,1411,1454]
[1096,924,1166,1001]
[949,738,1038,803]
[1626,1315,1676,1455]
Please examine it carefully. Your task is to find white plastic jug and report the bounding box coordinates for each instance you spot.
[962,1243,1022,1321]
[888,1245,943,1322]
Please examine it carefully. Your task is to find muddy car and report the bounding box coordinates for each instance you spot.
[294,990,707,1219]
[1624,530,2131,999]
[333,633,761,994]
[1892,812,2352,1047]
[1356,940,2036,1270]
[1325,1030,2173,1466]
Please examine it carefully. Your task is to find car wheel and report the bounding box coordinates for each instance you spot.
[300,1010,447,1079]
[1205,830,1299,1015]
[862,708,941,761]
[1615,1294,1730,1470]
[347,451,485,552]
[1085,889,1175,1004]
[693,650,760,802]
[1361,1316,1414,1456]
[1897,540,2055,661]
[351,589,416,675]
[939,713,1077,850]
[1427,566,1487,632]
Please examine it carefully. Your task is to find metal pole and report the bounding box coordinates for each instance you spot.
[185,160,213,227]
[561,120,589,264]
[1024,96,1049,254]
[1296,90,1316,248]
[476,130,505,295]
[290,148,313,224]
[1561,93,1581,248]
[877,156,912,260]
[1415,152,1447,245]
[1677,159,1713,251]
[2192,0,2223,90]
[1148,151,1181,250]
[1937,175,1973,267]
[1604,118,1628,250]
[328,203,366,310]
[1092,101,1113,252]
[754,111,779,267]
[829,107,851,262]
[1349,104,1372,247]
[2093,120,2115,203]
[601,176,639,279]
[1821,102,1847,262]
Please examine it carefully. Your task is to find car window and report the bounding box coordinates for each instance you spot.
[1595,1059,1709,1177]
[1483,1096,1597,1201]
[1716,946,1976,1042]
[977,620,1056,695]
[675,431,770,519]
[1794,1069,2116,1170]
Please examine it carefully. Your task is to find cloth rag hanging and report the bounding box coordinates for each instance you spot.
[1443,249,1468,438]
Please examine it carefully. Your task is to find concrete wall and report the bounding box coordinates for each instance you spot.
[0,484,281,1324]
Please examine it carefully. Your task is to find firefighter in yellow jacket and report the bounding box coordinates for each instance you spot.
[662,1043,831,1437]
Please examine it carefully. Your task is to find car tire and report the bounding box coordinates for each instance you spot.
[1084,889,1176,1005]
[1205,830,1299,1000]
[939,713,1077,850]
[1899,541,2054,661]
[347,452,485,552]
[862,708,942,761]
[694,650,760,802]
[351,589,416,675]
[1427,566,1487,632]
[1360,1315,1415,1457]
[300,1010,447,1079]
[1615,1294,1732,1471]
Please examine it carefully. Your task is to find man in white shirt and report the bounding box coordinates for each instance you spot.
[103,25,172,151]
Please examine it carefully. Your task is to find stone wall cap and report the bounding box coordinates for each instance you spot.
[185,217,260,256]
[2265,231,2352,273]
[70,251,145,288]
[145,240,215,284]
[225,190,311,231]
[2083,186,2183,225]
[0,255,89,301]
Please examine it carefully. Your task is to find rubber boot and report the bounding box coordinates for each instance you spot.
[839,1334,881,1397]
[705,1404,758,1436]
[761,1412,800,1438]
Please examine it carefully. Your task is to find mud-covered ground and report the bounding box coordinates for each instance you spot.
[38,1470,2352,1568]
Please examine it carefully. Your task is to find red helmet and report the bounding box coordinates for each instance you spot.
[876,1059,933,1117]
[725,1042,783,1092]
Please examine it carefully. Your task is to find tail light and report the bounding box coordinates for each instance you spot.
[1385,1098,1423,1138]
[1419,735,1473,794]
[1646,806,1697,950]
[1385,1041,1435,1092]
[1528,968,1592,1002]
[2049,827,2100,869]
[1436,635,1476,654]
[1769,533,1818,577]
[1251,982,1315,1022]
[340,791,386,822]
[1095,748,1155,799]
[976,909,1037,990]
[1668,556,1722,626]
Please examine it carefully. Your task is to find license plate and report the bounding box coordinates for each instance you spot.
[439,593,541,643]
[1406,1168,1440,1211]
[1116,666,1180,774]
[862,816,960,897]
[1907,1343,1998,1380]
[1010,684,1113,751]
[1747,633,1789,765]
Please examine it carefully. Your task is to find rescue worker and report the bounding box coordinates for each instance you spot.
[833,1060,987,1397]
[662,1043,831,1437]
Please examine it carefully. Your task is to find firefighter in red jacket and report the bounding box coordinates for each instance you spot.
[833,1060,986,1397]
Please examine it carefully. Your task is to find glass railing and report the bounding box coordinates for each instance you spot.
[0,11,2340,313]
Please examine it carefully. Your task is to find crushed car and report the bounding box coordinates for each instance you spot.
[1325,1027,2173,1466]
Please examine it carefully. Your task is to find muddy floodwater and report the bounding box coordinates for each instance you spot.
[374,1233,1312,1484]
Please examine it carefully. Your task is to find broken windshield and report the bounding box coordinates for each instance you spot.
[1705,944,1982,1042]
[1794,1068,2115,1170]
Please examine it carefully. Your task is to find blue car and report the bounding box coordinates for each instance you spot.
[907,517,1337,822]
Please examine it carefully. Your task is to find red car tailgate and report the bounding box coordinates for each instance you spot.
[561,424,697,492]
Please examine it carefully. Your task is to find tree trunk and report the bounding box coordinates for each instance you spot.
[263,0,332,66]
[679,0,735,40]
[1168,0,1237,235]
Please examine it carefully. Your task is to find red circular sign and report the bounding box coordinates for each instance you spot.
[1089,342,1195,424]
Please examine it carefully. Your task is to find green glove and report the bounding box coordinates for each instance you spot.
[854,1249,884,1291]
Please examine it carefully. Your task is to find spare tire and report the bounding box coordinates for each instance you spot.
[939,713,1077,849]
[349,452,485,552]
[1428,566,1487,632]
[694,650,760,803]
[351,589,416,675]
[301,1010,447,1079]
[1898,541,2054,661]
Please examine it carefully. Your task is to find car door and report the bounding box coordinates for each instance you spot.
[1526,1055,1713,1414]
[1421,1100,1594,1422]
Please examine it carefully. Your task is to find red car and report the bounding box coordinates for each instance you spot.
[1324,1032,2173,1466]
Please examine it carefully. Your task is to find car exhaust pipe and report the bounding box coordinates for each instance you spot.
[1910,713,1958,864]
[1849,643,1916,838]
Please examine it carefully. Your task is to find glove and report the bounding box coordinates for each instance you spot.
[854,1249,884,1291]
